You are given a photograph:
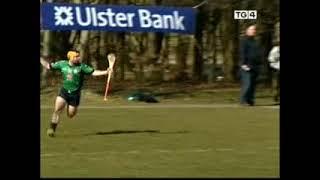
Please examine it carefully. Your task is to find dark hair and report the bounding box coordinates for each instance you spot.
[240,23,257,36]
[246,23,256,30]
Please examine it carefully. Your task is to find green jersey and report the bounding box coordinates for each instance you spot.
[50,60,94,93]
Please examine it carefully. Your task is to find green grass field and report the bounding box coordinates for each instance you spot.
[41,87,279,178]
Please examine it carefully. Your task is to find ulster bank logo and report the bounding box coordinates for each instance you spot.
[52,5,186,30]
[54,6,74,26]
[42,3,195,33]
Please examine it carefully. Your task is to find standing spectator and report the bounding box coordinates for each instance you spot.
[239,24,262,106]
[268,40,280,102]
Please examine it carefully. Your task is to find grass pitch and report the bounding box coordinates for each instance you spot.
[41,86,279,177]
[41,100,279,177]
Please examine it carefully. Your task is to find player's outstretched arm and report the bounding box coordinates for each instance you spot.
[92,68,112,76]
[40,57,51,70]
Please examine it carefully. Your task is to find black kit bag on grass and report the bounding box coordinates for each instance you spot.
[127,92,159,103]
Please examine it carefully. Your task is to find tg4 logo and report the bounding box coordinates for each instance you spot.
[234,10,257,19]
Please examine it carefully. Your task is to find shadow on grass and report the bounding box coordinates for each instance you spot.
[84,130,189,136]
[256,95,273,98]
[255,103,280,106]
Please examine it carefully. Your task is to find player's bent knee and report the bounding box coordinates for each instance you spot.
[67,105,78,119]
[54,108,63,114]
[67,113,74,118]
[67,111,77,119]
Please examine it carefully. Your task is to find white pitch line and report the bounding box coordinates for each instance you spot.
[126,150,140,154]
[155,149,212,153]
[40,104,279,109]
[189,149,212,152]
[156,150,171,153]
[215,148,234,152]
[41,146,279,158]
[267,147,280,150]
[41,148,215,157]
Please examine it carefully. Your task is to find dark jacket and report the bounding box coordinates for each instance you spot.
[239,36,262,71]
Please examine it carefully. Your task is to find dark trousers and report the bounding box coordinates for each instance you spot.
[240,69,258,105]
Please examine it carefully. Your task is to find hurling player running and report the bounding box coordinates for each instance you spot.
[40,50,112,137]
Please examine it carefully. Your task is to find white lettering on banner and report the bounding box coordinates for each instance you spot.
[53,6,186,30]
[105,8,116,27]
[163,15,174,29]
[127,13,135,27]
[153,14,162,28]
[91,7,98,26]
[139,9,152,28]
[97,12,107,26]
[77,7,135,27]
[138,9,185,30]
[174,11,185,30]
[115,13,128,27]
[76,7,91,26]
